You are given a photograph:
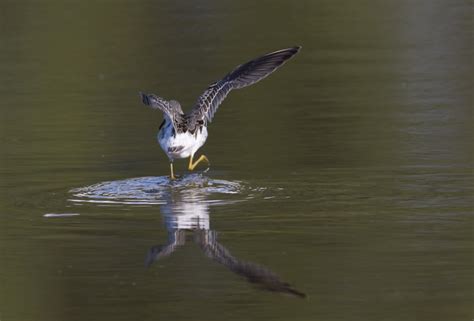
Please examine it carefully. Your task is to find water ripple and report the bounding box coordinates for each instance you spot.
[69,173,255,206]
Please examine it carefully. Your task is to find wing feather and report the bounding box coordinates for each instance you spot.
[139,92,183,132]
[187,46,301,128]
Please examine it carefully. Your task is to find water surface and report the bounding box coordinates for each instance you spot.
[1,1,472,321]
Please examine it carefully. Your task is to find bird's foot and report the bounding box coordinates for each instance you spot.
[188,155,210,171]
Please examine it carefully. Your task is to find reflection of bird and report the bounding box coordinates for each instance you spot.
[196,230,306,298]
[146,187,306,298]
[140,47,301,179]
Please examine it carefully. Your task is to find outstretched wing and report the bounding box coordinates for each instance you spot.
[139,92,183,131]
[186,46,301,128]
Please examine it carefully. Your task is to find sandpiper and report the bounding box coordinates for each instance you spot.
[140,46,301,179]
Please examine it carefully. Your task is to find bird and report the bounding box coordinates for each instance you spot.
[140,46,301,179]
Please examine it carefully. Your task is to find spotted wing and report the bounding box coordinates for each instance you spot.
[187,46,301,127]
[139,92,183,131]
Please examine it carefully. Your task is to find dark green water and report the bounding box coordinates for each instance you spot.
[1,1,472,320]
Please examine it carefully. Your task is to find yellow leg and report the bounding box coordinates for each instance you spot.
[170,162,176,180]
[188,154,210,171]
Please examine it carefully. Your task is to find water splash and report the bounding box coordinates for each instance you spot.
[69,173,250,206]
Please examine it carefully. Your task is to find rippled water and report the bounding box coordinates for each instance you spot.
[69,174,247,205]
[1,1,472,321]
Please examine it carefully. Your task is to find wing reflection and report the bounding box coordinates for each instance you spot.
[147,188,306,298]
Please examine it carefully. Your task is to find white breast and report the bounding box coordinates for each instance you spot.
[157,120,208,160]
